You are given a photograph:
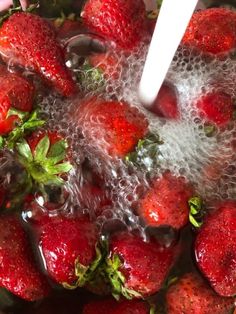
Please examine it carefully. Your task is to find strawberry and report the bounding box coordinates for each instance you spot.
[137,172,194,230]
[0,66,35,135]
[149,83,179,120]
[38,215,101,287]
[0,215,50,301]
[78,183,112,217]
[55,19,87,40]
[88,52,120,80]
[0,12,76,97]
[76,97,148,158]
[105,230,178,299]
[83,298,152,314]
[16,130,72,187]
[182,8,236,54]
[195,91,234,127]
[0,187,5,207]
[0,66,34,113]
[81,0,148,51]
[166,272,235,314]
[195,200,236,297]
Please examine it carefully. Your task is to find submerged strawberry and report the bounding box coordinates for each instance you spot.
[0,12,76,96]
[83,298,152,314]
[39,215,100,288]
[88,52,120,80]
[0,215,50,301]
[77,98,148,158]
[149,83,179,120]
[137,172,194,230]
[16,130,72,187]
[182,8,236,54]
[195,200,236,296]
[55,18,87,40]
[105,230,178,299]
[0,66,35,135]
[81,0,148,51]
[78,183,112,217]
[195,91,234,127]
[166,272,235,314]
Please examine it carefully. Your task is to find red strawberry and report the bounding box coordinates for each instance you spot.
[88,52,121,80]
[166,272,235,314]
[0,12,76,97]
[81,0,148,51]
[83,298,152,314]
[195,91,234,126]
[0,215,50,301]
[55,19,87,40]
[195,200,236,296]
[137,172,194,230]
[39,215,100,287]
[79,183,112,217]
[16,131,72,187]
[182,8,236,54]
[0,66,34,112]
[0,66,34,135]
[0,187,5,207]
[105,230,178,299]
[149,83,179,119]
[76,98,148,158]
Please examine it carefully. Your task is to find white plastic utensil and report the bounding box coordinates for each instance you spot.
[139,0,199,107]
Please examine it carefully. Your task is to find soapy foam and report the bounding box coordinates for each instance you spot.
[21,42,236,229]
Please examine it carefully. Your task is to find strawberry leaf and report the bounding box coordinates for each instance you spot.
[12,0,21,7]
[157,0,163,8]
[44,175,64,186]
[34,135,50,161]
[77,61,105,92]
[0,137,4,149]
[6,109,45,150]
[62,244,104,290]
[48,139,68,158]
[16,139,33,161]
[46,162,72,175]
[7,108,28,120]
[204,124,216,137]
[106,254,142,300]
[188,196,205,228]
[149,305,156,314]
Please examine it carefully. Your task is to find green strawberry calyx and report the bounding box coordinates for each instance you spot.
[105,254,142,300]
[188,196,205,228]
[0,108,45,150]
[62,244,104,290]
[76,61,105,92]
[16,134,72,188]
[125,133,163,171]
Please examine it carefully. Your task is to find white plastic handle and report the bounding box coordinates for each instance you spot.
[139,0,199,107]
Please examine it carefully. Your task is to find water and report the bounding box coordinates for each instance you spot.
[23,41,235,230]
[0,5,236,313]
[139,0,199,106]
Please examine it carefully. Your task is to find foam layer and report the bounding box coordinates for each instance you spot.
[25,40,236,229]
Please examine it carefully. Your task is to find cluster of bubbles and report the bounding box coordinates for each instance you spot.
[36,39,236,229]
